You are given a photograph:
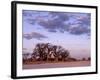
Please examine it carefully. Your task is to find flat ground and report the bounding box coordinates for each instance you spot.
[23,61,91,69]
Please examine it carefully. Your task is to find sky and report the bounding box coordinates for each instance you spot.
[22,10,91,59]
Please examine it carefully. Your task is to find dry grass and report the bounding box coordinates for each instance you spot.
[23,61,91,69]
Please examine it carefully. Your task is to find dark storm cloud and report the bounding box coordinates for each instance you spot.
[23,32,47,40]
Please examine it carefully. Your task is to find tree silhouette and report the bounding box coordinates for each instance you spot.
[88,57,91,61]
[82,58,86,61]
[32,43,70,62]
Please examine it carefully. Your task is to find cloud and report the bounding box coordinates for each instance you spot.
[67,13,91,35]
[69,25,90,35]
[38,14,70,33]
[49,12,69,21]
[37,12,90,35]
[76,14,91,26]
[23,32,47,40]
[37,12,69,31]
[48,29,57,33]
[26,19,36,25]
[38,18,64,30]
[23,10,91,36]
[23,10,33,17]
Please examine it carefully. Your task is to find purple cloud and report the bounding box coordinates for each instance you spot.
[23,10,91,36]
[69,26,90,35]
[48,29,57,33]
[26,19,36,25]
[23,32,47,40]
[49,12,69,21]
[76,14,91,26]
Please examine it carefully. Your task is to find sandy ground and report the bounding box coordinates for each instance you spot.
[23,61,91,69]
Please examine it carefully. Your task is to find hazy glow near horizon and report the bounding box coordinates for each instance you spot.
[22,10,91,59]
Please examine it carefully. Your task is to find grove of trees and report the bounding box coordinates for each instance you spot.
[23,43,70,63]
